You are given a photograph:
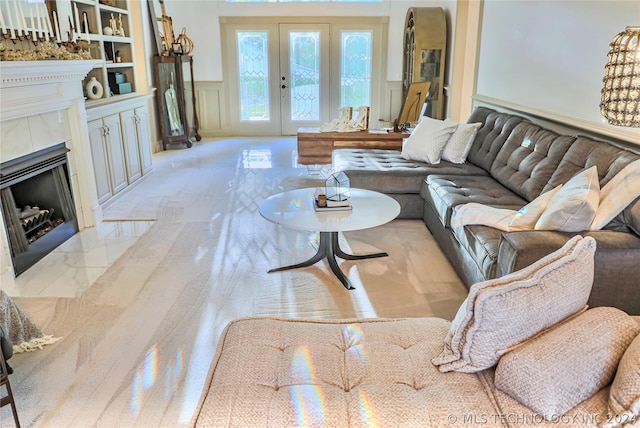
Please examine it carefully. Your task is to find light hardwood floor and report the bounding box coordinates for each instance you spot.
[1,137,467,427]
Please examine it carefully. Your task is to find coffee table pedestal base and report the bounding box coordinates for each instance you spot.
[267,231,388,290]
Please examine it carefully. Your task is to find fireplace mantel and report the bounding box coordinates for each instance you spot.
[0,59,101,279]
[0,60,102,121]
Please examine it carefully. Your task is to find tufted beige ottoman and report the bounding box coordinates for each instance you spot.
[192,317,500,427]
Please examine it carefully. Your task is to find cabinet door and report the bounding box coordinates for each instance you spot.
[134,106,153,174]
[120,109,143,183]
[103,113,128,195]
[88,119,113,204]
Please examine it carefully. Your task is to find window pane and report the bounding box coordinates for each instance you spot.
[290,31,320,121]
[340,31,372,108]
[237,31,270,121]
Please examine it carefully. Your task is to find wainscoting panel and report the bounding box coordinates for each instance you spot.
[194,81,225,137]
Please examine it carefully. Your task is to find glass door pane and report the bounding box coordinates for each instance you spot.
[237,31,270,121]
[279,24,330,135]
[289,31,321,121]
[340,31,372,108]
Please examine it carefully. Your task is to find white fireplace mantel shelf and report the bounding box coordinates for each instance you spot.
[0,60,102,122]
[0,60,103,86]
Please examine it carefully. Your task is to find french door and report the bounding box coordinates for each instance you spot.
[223,18,385,136]
[279,24,330,135]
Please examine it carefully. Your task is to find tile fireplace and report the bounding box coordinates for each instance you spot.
[0,61,102,284]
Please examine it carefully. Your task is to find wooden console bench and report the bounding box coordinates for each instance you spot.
[297,127,407,165]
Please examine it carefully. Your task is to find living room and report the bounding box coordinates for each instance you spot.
[0,0,639,427]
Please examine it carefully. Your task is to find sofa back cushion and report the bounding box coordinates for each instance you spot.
[543,135,640,192]
[495,307,639,421]
[490,122,575,201]
[466,108,528,173]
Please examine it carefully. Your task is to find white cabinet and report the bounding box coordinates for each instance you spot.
[120,109,143,183]
[135,107,153,175]
[88,113,128,204]
[88,119,113,204]
[87,96,153,205]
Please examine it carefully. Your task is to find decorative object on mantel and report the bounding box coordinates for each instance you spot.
[0,40,91,61]
[600,26,640,128]
[0,0,93,61]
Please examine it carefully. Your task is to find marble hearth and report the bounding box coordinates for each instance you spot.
[0,61,102,283]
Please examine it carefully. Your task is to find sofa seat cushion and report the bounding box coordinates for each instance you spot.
[333,149,487,194]
[194,317,502,427]
[425,175,526,227]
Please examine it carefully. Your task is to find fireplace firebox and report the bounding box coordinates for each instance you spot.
[0,143,79,276]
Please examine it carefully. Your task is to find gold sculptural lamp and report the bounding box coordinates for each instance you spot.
[600,26,640,127]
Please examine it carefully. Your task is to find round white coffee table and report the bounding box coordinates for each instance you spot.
[259,187,401,289]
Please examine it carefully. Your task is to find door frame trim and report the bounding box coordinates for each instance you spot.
[221,16,388,136]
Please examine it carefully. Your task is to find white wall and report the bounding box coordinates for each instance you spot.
[164,0,458,83]
[476,0,640,143]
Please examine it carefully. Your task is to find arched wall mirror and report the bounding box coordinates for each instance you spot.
[400,7,446,121]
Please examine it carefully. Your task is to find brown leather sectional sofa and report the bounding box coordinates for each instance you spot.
[333,107,640,314]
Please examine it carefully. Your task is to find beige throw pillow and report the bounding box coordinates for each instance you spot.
[401,117,458,164]
[590,159,640,230]
[495,307,640,421]
[535,166,600,232]
[602,333,640,428]
[431,235,596,373]
[441,120,482,164]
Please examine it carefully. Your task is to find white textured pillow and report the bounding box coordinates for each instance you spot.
[432,235,596,373]
[450,186,563,232]
[590,159,640,230]
[535,166,600,232]
[441,120,482,164]
[603,333,640,428]
[401,117,458,164]
[509,185,562,230]
[495,307,639,421]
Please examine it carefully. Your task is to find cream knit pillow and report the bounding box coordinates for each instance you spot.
[432,235,596,373]
[602,333,640,428]
[495,307,640,420]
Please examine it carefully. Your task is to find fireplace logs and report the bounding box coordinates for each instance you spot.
[17,205,61,242]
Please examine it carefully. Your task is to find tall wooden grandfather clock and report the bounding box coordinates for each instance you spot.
[402,7,447,120]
